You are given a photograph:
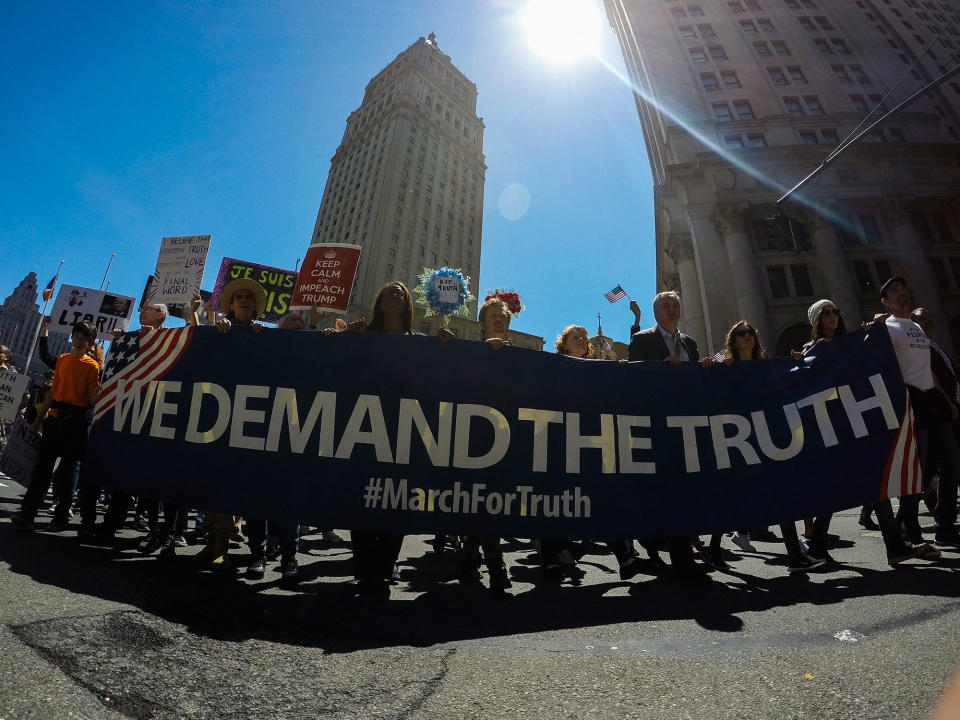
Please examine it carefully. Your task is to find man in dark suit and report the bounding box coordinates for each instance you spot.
[627,291,704,574]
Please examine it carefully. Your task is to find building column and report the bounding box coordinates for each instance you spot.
[713,202,773,348]
[796,203,862,324]
[884,194,950,346]
[665,231,707,347]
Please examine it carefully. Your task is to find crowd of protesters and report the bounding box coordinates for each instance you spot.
[4,272,959,597]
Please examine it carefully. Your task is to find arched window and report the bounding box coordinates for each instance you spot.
[775,323,811,357]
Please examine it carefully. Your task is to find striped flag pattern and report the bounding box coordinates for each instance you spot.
[604,285,627,303]
[42,274,57,301]
[93,327,194,425]
[878,394,921,501]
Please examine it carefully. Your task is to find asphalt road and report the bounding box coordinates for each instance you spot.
[1,472,958,720]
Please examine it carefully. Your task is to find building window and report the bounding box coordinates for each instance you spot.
[832,64,851,82]
[791,265,813,296]
[671,6,688,19]
[887,128,905,142]
[768,67,788,84]
[418,245,425,257]
[758,18,776,31]
[386,263,394,275]
[798,16,816,30]
[799,130,818,144]
[728,0,745,12]
[754,41,773,56]
[783,96,804,115]
[849,94,868,112]
[740,19,759,32]
[852,261,875,293]
[746,133,767,147]
[851,65,870,82]
[709,45,728,59]
[772,40,791,55]
[697,23,717,36]
[689,47,708,62]
[814,38,833,53]
[724,134,745,148]
[679,24,697,38]
[858,213,883,244]
[804,95,824,115]
[820,128,839,143]
[788,66,808,83]
[832,39,850,54]
[713,102,733,121]
[701,72,720,90]
[933,213,956,242]
[814,16,833,29]
[734,100,755,119]
[767,266,790,298]
[721,70,741,87]
[745,0,761,9]
[688,5,705,16]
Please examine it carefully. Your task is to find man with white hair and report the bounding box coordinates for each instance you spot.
[628,291,704,575]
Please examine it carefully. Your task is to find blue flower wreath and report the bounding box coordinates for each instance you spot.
[414,266,473,317]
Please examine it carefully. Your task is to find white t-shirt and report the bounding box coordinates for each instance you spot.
[886,315,933,390]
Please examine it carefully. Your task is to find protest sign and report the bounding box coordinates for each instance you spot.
[140,277,212,322]
[0,420,41,487]
[83,324,914,539]
[290,243,362,313]
[49,285,136,341]
[147,235,210,305]
[0,369,30,423]
[210,258,297,323]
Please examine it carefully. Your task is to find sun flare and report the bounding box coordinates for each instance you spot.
[522,0,603,65]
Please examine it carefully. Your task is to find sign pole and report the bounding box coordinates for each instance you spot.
[22,260,63,375]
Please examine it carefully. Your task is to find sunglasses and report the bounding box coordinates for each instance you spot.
[733,328,756,338]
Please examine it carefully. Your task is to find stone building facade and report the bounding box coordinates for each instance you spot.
[605,0,960,355]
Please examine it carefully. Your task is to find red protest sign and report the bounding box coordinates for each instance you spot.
[290,243,362,313]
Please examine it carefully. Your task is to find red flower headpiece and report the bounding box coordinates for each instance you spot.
[484,288,523,315]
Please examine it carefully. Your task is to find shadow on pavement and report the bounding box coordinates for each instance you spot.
[2,502,959,654]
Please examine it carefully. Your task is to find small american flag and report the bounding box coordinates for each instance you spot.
[604,285,627,303]
[93,327,194,425]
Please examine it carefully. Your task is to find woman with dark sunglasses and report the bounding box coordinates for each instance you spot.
[705,321,825,572]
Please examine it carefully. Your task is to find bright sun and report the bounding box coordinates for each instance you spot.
[522,0,603,65]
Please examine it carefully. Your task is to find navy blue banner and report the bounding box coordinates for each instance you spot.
[82,325,915,539]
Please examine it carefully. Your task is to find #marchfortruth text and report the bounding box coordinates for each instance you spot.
[363,477,591,518]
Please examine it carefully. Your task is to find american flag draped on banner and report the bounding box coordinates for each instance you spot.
[604,285,626,303]
[93,327,194,425]
[878,394,921,500]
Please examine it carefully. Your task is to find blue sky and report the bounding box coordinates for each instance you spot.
[0,1,655,345]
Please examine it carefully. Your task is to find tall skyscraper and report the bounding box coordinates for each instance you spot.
[309,34,543,349]
[311,34,485,317]
[0,272,70,377]
[605,0,960,355]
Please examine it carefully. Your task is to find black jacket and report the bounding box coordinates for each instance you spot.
[628,326,700,363]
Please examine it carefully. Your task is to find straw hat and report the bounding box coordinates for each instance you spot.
[219,278,267,316]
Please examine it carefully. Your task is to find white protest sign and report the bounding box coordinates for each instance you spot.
[148,235,211,305]
[436,276,460,305]
[0,370,29,423]
[50,285,136,342]
[0,420,40,487]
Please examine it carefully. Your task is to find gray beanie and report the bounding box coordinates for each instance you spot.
[807,299,835,327]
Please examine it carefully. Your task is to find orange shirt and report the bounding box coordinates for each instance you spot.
[50,352,100,410]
